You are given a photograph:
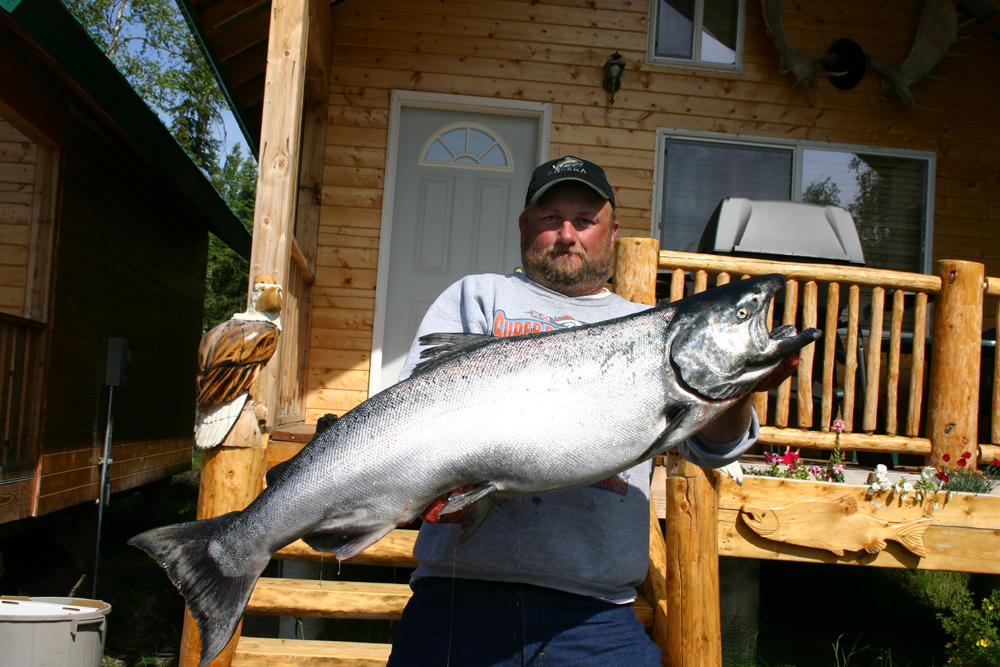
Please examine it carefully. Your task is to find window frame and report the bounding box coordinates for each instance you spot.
[646,0,747,72]
[651,129,938,274]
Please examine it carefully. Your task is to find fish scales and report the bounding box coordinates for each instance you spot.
[129,273,822,666]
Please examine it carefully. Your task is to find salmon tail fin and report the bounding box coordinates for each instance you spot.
[894,517,932,558]
[128,513,261,667]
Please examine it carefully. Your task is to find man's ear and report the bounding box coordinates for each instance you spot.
[518,213,527,235]
[610,217,620,241]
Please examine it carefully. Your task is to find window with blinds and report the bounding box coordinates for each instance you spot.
[657,133,933,273]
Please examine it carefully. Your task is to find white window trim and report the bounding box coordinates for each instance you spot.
[651,128,937,274]
[646,0,746,72]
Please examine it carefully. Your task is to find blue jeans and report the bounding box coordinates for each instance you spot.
[386,577,661,666]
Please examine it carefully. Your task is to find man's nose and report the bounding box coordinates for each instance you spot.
[556,220,577,243]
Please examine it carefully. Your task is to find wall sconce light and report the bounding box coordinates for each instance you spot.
[603,52,625,105]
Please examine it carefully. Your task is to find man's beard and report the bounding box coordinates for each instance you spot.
[520,238,614,293]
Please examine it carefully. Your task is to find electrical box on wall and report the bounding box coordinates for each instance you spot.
[105,337,131,387]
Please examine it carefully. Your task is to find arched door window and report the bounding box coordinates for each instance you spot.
[419,122,514,171]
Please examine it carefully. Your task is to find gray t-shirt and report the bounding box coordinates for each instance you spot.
[399,272,757,602]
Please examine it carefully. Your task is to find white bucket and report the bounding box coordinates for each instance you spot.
[0,596,111,667]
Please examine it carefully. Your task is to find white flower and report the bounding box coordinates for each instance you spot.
[921,467,936,481]
[876,463,888,474]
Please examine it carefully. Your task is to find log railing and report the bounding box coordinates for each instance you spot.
[612,239,1000,667]
[614,242,1000,469]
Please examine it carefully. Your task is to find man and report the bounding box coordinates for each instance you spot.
[386,156,793,666]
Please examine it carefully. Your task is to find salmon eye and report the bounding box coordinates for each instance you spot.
[736,307,749,319]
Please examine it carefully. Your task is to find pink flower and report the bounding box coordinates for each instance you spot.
[833,465,844,474]
[831,419,846,434]
[809,466,822,476]
[764,452,779,465]
[781,450,800,465]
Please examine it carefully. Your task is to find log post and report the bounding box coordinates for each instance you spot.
[664,452,722,667]
[612,237,669,658]
[613,237,660,306]
[642,500,669,659]
[178,410,268,667]
[247,0,311,428]
[927,260,985,468]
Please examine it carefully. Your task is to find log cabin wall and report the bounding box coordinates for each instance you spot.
[306,0,1000,420]
[35,153,208,516]
[0,118,35,317]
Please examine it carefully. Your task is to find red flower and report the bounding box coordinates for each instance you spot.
[937,471,950,483]
[780,450,800,465]
[942,454,951,462]
[993,458,999,467]
[958,459,967,467]
[962,451,972,459]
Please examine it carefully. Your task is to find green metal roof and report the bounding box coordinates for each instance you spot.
[3,0,253,260]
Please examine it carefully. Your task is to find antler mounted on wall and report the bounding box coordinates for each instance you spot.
[760,0,844,88]
[760,0,968,110]
[867,0,969,110]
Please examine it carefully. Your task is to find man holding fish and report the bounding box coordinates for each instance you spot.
[386,156,799,665]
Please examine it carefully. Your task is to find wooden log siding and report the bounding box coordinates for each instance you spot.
[311,0,1000,421]
[0,118,34,317]
[0,312,44,474]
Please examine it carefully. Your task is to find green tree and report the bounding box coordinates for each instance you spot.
[63,0,225,169]
[801,176,843,207]
[63,0,255,328]
[847,155,892,267]
[205,145,256,330]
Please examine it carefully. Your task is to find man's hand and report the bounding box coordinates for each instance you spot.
[699,352,800,444]
[420,485,476,523]
[753,352,800,394]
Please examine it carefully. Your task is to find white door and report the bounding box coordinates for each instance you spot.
[375,104,542,391]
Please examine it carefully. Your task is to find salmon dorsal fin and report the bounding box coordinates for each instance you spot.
[411,332,494,376]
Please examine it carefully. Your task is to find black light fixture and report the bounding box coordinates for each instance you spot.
[603,52,625,105]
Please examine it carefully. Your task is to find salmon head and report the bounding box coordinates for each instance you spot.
[740,503,780,537]
[669,273,822,401]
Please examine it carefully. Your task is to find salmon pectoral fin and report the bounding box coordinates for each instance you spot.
[440,483,497,514]
[636,402,693,463]
[303,524,395,561]
[893,517,932,558]
[455,495,498,548]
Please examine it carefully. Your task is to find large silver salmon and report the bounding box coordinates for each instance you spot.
[130,273,820,665]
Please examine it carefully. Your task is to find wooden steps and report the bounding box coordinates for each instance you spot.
[246,578,411,619]
[232,637,391,667]
[246,575,655,626]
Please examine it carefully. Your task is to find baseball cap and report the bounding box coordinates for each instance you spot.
[524,156,615,209]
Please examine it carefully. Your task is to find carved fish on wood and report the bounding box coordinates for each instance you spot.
[740,495,931,557]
